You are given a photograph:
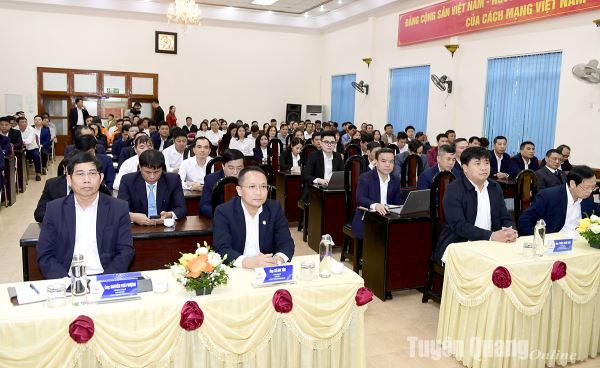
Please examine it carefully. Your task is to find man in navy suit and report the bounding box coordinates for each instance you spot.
[152,121,173,152]
[36,152,134,279]
[118,149,187,225]
[199,149,245,218]
[301,131,344,201]
[417,144,461,190]
[489,136,519,178]
[213,166,294,268]
[511,141,539,172]
[68,98,90,132]
[74,134,115,189]
[435,147,517,261]
[535,149,567,191]
[351,148,404,239]
[519,165,599,235]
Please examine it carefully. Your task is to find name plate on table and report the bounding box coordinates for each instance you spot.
[551,239,573,253]
[253,265,294,287]
[95,272,140,299]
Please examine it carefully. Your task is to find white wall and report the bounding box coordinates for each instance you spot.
[0,8,322,125]
[321,8,600,167]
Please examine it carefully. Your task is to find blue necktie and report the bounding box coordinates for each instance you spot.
[148,184,157,217]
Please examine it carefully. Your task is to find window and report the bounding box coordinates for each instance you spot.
[387,65,430,133]
[330,74,356,124]
[483,52,562,155]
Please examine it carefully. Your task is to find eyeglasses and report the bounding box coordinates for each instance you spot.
[240,184,269,192]
[322,141,336,145]
[72,170,99,179]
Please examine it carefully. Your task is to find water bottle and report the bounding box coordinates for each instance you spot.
[534,220,546,256]
[70,254,88,306]
[319,234,334,278]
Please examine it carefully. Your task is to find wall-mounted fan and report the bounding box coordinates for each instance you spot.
[572,60,600,83]
[351,80,369,95]
[431,74,453,93]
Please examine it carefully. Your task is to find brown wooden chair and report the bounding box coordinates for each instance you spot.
[349,138,361,146]
[344,144,361,161]
[514,169,537,226]
[422,170,456,304]
[269,138,283,169]
[244,156,260,167]
[340,155,367,272]
[211,176,239,216]
[298,144,318,241]
[401,154,423,188]
[206,156,224,174]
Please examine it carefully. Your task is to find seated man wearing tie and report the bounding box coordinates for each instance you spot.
[535,149,567,191]
[300,131,344,201]
[434,147,517,261]
[36,152,134,279]
[511,141,539,172]
[213,166,295,268]
[489,135,519,179]
[118,149,187,226]
[351,148,403,239]
[113,134,153,190]
[417,144,461,190]
[199,148,245,218]
[518,165,599,235]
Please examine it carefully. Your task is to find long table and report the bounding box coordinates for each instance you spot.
[0,255,367,367]
[20,216,213,281]
[307,185,345,252]
[438,234,600,368]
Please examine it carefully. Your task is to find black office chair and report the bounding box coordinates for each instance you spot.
[211,176,239,216]
[206,156,224,174]
[422,170,455,304]
[340,155,367,272]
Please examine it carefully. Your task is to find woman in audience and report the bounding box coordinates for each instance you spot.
[333,130,344,153]
[292,128,304,141]
[280,137,303,172]
[372,130,385,147]
[219,123,238,152]
[262,122,270,132]
[229,125,254,156]
[197,121,208,137]
[253,133,271,163]
[266,125,278,141]
[166,105,177,128]
[89,123,108,148]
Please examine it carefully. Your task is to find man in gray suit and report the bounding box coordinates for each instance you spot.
[535,149,567,191]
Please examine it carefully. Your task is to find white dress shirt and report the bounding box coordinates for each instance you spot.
[162,145,184,172]
[205,130,224,146]
[157,137,169,152]
[369,173,390,210]
[229,138,254,156]
[113,155,139,190]
[304,131,313,140]
[76,108,84,126]
[467,177,492,232]
[522,157,530,170]
[20,126,39,150]
[261,147,268,159]
[72,193,103,275]
[398,144,409,154]
[323,152,333,181]
[495,153,503,173]
[291,153,300,168]
[178,156,211,189]
[233,201,289,268]
[561,184,582,233]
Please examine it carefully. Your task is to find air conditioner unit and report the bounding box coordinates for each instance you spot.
[306,105,324,122]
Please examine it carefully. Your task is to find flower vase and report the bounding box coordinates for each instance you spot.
[195,287,213,296]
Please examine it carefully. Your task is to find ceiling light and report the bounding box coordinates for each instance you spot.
[304,12,308,18]
[338,0,343,4]
[320,5,325,11]
[251,0,278,5]
[167,0,201,26]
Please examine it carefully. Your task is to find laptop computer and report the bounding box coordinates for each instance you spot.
[388,189,430,216]
[318,171,345,190]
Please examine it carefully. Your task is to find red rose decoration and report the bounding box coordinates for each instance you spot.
[69,315,94,344]
[492,266,512,288]
[355,287,374,306]
[272,289,293,313]
[180,301,204,331]
[551,261,567,281]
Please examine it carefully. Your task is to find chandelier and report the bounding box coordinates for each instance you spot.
[167,0,201,26]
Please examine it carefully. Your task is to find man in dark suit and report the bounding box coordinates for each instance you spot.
[36,152,134,279]
[434,147,517,261]
[489,135,519,178]
[182,116,198,135]
[152,98,165,123]
[0,116,22,150]
[511,141,539,172]
[535,149,567,191]
[64,126,106,156]
[519,165,599,235]
[213,167,294,268]
[199,149,245,218]
[68,98,90,131]
[557,144,573,172]
[75,134,116,188]
[117,149,186,225]
[351,148,403,239]
[300,130,344,201]
[417,144,461,190]
[152,121,173,152]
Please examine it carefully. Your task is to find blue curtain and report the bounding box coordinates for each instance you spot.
[483,52,562,156]
[330,74,356,124]
[387,65,430,133]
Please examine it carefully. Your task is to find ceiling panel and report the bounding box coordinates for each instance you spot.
[159,0,359,15]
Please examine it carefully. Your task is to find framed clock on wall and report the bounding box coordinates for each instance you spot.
[155,31,177,54]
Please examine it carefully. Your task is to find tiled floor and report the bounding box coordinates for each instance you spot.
[1,158,598,367]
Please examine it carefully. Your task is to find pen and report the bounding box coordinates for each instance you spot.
[29,283,40,295]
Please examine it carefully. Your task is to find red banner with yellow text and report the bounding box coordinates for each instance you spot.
[398,0,600,46]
